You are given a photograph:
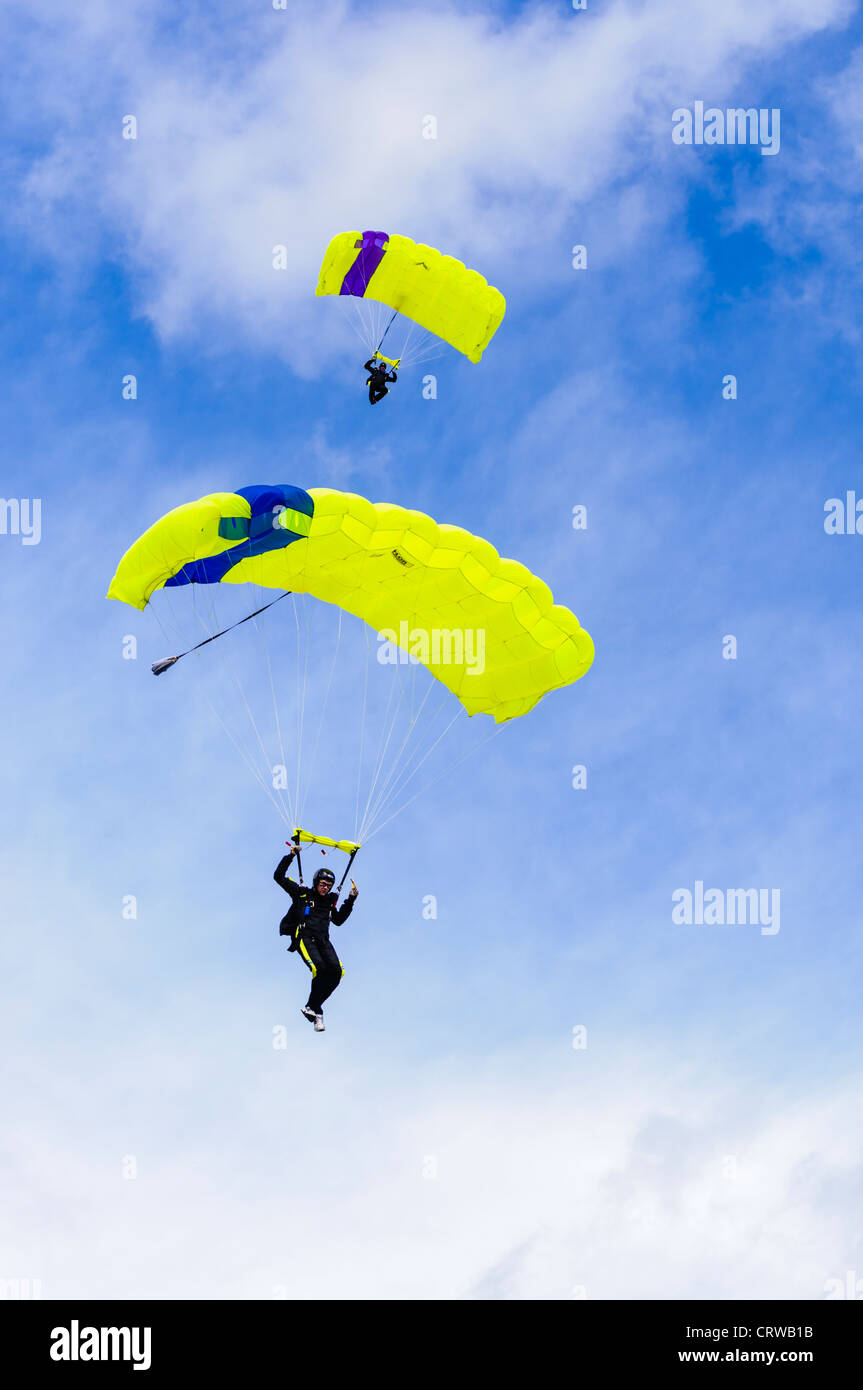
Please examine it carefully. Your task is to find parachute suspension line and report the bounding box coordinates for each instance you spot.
[159,581,292,829]
[299,596,314,820]
[410,343,450,367]
[358,677,441,839]
[195,584,293,826]
[384,313,445,368]
[291,595,312,829]
[297,605,344,832]
[355,669,403,839]
[151,583,191,652]
[199,691,291,824]
[399,331,448,368]
[385,645,445,768]
[350,296,392,361]
[289,596,302,825]
[408,634,418,720]
[150,591,291,674]
[152,592,291,826]
[364,721,505,843]
[196,586,278,817]
[357,659,449,840]
[362,694,453,837]
[356,645,456,842]
[394,316,425,367]
[349,296,375,355]
[354,623,372,842]
[207,582,293,826]
[369,305,385,356]
[374,309,398,359]
[197,680,292,826]
[251,583,294,827]
[346,299,443,369]
[356,644,409,838]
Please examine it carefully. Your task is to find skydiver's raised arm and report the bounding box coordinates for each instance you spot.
[331,894,355,926]
[274,852,301,900]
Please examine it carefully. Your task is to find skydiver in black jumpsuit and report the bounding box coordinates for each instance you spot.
[274,846,358,1031]
[364,357,397,404]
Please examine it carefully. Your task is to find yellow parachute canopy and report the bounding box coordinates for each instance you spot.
[316,230,505,364]
[107,484,593,724]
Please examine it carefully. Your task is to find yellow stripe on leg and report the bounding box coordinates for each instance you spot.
[298,938,317,977]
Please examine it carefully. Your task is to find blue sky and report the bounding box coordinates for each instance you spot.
[2,0,863,1299]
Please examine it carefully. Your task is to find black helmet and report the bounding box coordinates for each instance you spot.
[313,867,336,889]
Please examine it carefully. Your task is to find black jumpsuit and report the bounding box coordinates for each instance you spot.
[364,358,397,404]
[274,856,355,1013]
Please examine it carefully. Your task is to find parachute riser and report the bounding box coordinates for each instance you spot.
[336,847,359,897]
[291,830,304,886]
[373,309,399,365]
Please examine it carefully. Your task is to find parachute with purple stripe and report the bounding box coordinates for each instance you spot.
[340,230,389,298]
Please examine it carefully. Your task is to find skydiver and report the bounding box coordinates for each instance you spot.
[274,844,359,1032]
[364,357,397,405]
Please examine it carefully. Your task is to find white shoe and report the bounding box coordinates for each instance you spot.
[301,1006,316,1025]
[314,1013,325,1032]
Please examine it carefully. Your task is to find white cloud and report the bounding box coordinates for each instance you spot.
[3,0,863,1306]
[3,1032,859,1298]
[7,0,852,367]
